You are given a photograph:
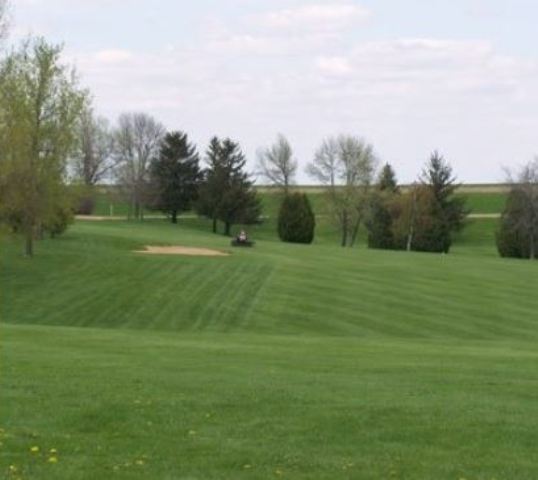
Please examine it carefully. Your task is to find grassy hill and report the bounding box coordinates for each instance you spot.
[2,203,538,479]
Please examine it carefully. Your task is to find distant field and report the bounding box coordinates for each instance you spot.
[2,190,536,478]
[90,186,508,218]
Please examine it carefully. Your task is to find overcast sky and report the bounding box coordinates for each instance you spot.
[12,0,538,183]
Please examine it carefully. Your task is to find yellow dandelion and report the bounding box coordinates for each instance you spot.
[135,459,145,466]
[50,448,58,454]
[243,464,252,469]
[9,465,17,472]
[30,446,40,453]
[48,456,58,464]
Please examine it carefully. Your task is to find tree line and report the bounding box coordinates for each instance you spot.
[77,110,261,234]
[0,35,536,260]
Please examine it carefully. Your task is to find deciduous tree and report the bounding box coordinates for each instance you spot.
[0,38,86,256]
[256,134,297,194]
[497,159,538,259]
[307,135,377,247]
[113,112,164,220]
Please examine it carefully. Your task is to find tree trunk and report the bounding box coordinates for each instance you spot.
[350,215,362,248]
[225,222,231,236]
[407,186,418,252]
[171,211,178,224]
[212,217,217,234]
[25,229,34,257]
[530,232,536,260]
[341,211,348,247]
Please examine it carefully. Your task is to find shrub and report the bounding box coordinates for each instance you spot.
[76,196,95,215]
[278,193,315,244]
[45,204,75,238]
[496,190,536,259]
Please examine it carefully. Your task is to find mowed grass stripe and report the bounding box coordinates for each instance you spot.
[3,218,538,340]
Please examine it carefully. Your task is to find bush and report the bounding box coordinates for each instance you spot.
[496,190,535,259]
[76,196,95,215]
[278,193,315,244]
[45,204,75,238]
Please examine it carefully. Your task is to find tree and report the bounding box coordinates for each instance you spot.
[307,135,377,247]
[378,163,399,193]
[113,112,164,220]
[392,185,452,253]
[278,193,315,244]
[421,151,467,232]
[366,164,400,249]
[73,104,115,186]
[197,137,261,236]
[497,159,538,260]
[149,131,201,223]
[0,38,86,256]
[398,151,469,253]
[256,134,297,194]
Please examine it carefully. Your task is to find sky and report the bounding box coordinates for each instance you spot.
[11,0,538,183]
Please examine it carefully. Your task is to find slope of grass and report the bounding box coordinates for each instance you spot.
[2,218,536,338]
[2,216,537,479]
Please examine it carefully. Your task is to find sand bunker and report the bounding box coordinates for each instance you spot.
[136,246,230,257]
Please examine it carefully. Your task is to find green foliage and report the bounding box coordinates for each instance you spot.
[0,38,86,255]
[44,202,75,237]
[367,163,399,249]
[377,163,399,193]
[366,193,395,249]
[496,189,537,259]
[421,151,468,233]
[197,137,261,235]
[149,131,201,223]
[277,193,315,244]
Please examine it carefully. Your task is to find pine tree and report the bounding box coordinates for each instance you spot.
[197,137,261,235]
[367,164,399,249]
[278,193,315,244]
[149,131,201,223]
[421,151,467,232]
[378,163,399,193]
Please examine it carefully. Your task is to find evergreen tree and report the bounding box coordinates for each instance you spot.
[421,151,467,232]
[367,163,399,249]
[149,131,201,223]
[197,137,261,235]
[278,193,315,244]
[367,193,395,249]
[378,163,399,193]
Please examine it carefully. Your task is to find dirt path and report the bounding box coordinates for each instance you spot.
[468,213,501,219]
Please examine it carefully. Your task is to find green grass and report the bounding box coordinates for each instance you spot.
[2,213,537,479]
[89,188,508,218]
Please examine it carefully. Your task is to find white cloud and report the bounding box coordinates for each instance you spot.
[250,3,370,32]
[316,56,353,76]
[93,49,134,64]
